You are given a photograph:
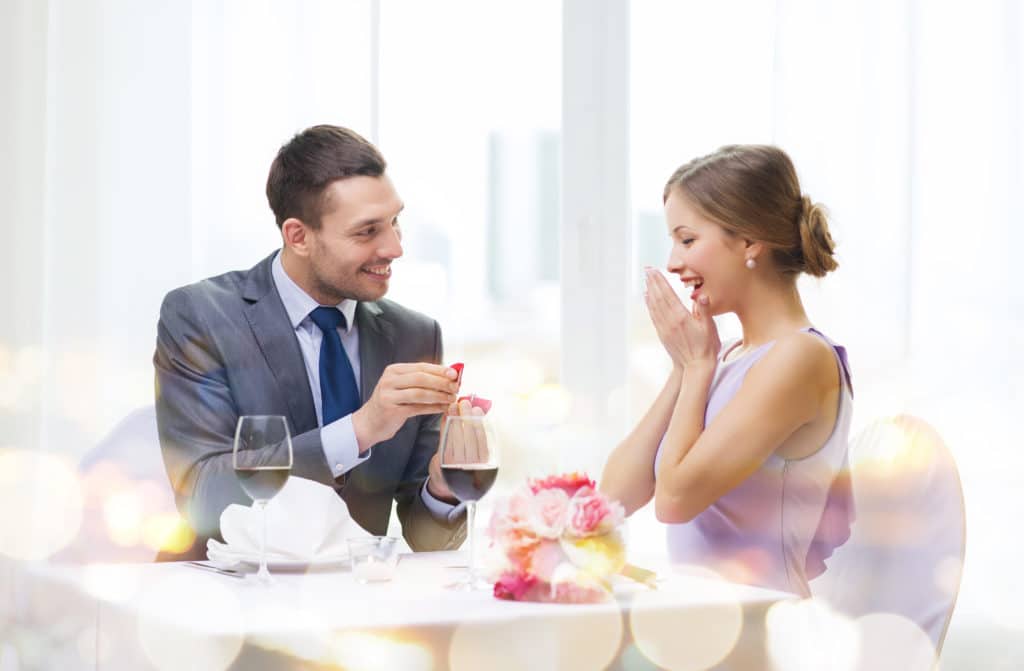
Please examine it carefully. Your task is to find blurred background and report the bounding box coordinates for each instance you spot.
[0,0,1021,668]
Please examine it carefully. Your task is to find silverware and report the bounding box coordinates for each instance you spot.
[184,561,246,579]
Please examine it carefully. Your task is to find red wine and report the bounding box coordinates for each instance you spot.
[441,464,498,502]
[235,467,290,501]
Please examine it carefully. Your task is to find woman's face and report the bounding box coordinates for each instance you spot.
[663,190,749,315]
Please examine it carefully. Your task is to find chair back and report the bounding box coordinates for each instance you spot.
[61,405,187,562]
[810,415,965,653]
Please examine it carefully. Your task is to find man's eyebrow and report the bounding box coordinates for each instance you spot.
[349,205,405,230]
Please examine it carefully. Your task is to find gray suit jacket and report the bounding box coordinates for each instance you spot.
[154,252,466,555]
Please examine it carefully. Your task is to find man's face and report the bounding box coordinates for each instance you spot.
[305,175,404,304]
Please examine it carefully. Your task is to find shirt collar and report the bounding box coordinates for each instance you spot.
[271,250,358,333]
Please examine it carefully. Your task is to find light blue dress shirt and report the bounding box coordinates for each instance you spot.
[271,251,458,520]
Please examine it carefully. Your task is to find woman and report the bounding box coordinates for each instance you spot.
[600,145,853,596]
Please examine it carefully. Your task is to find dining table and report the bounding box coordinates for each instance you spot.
[4,552,795,670]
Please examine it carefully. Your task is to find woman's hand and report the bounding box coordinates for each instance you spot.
[644,268,721,370]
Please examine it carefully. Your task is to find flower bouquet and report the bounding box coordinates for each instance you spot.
[488,472,629,603]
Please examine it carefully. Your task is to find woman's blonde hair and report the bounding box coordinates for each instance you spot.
[663,145,838,278]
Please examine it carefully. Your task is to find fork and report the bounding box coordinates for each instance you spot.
[184,561,246,579]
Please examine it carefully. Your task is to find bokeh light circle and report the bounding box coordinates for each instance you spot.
[450,606,623,671]
[103,489,144,546]
[136,573,244,671]
[244,603,331,665]
[141,513,195,554]
[0,448,84,560]
[852,613,935,671]
[330,631,433,671]
[765,598,859,671]
[629,570,743,671]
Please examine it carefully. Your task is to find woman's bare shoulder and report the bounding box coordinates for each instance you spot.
[751,331,839,391]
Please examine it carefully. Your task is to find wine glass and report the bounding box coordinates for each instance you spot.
[233,415,293,584]
[439,413,500,590]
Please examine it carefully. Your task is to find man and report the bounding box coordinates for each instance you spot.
[154,125,466,559]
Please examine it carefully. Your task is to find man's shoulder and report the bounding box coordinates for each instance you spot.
[160,254,273,315]
[167,269,242,299]
[364,298,438,332]
[159,271,244,322]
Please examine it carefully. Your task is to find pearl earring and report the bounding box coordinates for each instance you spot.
[745,258,757,270]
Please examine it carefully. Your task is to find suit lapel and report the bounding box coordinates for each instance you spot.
[356,302,396,404]
[241,253,318,434]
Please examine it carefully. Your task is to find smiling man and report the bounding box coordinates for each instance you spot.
[154,125,466,559]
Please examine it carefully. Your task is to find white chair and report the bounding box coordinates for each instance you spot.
[79,405,167,483]
[61,405,183,562]
[810,415,966,654]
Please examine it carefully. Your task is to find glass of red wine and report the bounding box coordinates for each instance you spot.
[439,412,500,590]
[233,415,292,584]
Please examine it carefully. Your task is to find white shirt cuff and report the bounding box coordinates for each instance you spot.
[321,415,371,478]
[421,479,466,523]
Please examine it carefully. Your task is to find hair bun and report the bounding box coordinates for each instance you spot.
[798,195,838,277]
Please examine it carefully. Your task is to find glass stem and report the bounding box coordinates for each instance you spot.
[256,499,270,582]
[466,500,477,584]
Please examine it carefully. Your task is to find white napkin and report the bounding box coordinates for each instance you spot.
[208,476,371,562]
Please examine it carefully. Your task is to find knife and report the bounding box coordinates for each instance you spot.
[184,561,246,579]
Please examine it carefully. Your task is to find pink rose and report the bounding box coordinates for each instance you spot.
[526,538,568,582]
[500,531,541,572]
[493,571,538,601]
[489,489,546,572]
[493,570,607,603]
[527,488,570,539]
[529,472,596,497]
[566,492,624,537]
[489,489,533,538]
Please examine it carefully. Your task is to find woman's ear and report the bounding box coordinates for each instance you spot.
[744,239,765,262]
[281,218,311,256]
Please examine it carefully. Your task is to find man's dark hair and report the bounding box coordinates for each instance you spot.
[266,125,387,229]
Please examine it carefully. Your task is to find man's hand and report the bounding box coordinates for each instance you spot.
[352,363,459,453]
[426,451,459,503]
[426,399,488,504]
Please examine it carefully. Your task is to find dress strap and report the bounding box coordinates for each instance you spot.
[805,327,854,397]
[718,338,742,362]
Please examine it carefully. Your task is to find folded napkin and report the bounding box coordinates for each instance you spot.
[208,476,371,562]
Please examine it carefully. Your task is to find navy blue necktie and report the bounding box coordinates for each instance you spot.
[309,307,361,425]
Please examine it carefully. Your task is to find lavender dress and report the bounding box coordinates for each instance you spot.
[656,327,854,596]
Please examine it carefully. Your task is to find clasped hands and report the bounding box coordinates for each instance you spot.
[644,268,721,371]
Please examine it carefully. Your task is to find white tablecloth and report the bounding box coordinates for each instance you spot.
[7,552,794,670]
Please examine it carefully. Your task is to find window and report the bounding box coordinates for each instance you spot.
[379,0,563,483]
